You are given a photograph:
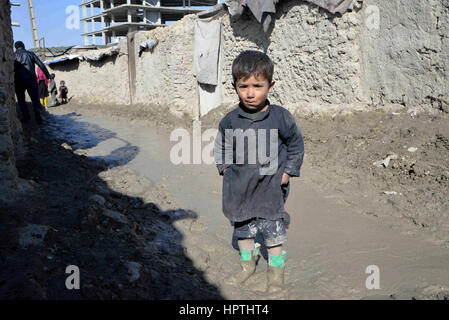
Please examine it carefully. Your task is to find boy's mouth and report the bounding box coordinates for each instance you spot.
[244,101,258,107]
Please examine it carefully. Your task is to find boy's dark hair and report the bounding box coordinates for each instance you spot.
[14,41,25,50]
[232,50,274,85]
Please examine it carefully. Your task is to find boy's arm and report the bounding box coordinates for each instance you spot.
[214,117,232,176]
[281,111,305,177]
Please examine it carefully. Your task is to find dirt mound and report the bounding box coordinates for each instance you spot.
[299,109,449,244]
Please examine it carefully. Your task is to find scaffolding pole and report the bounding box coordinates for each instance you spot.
[11,2,21,28]
[27,0,39,48]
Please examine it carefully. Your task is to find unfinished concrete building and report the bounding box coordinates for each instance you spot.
[80,0,218,45]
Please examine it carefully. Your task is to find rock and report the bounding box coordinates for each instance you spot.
[408,147,418,152]
[441,100,449,114]
[103,209,127,224]
[95,184,111,196]
[125,261,142,283]
[15,177,36,190]
[73,149,88,156]
[19,224,50,248]
[61,143,72,150]
[373,153,398,168]
[89,194,106,207]
[87,194,107,226]
[0,88,6,104]
[87,206,102,226]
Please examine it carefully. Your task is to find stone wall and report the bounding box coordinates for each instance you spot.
[0,0,23,202]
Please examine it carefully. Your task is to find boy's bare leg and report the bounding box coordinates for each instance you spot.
[267,244,282,256]
[238,238,255,251]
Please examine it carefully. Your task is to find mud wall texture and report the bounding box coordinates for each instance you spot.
[128,0,365,116]
[133,16,198,118]
[220,0,364,114]
[45,0,448,117]
[361,0,449,110]
[0,0,22,202]
[47,40,130,106]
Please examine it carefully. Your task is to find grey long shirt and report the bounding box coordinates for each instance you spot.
[214,102,305,222]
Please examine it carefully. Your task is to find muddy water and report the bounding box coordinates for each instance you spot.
[45,107,449,299]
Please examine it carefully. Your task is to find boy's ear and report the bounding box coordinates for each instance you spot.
[269,80,275,91]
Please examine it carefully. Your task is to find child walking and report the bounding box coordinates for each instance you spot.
[214,50,304,293]
[36,66,49,109]
[59,80,68,104]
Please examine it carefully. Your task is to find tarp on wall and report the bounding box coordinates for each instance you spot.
[194,17,222,86]
[44,55,79,65]
[44,45,120,65]
[194,15,224,117]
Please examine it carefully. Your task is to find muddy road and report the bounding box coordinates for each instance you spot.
[1,102,448,299]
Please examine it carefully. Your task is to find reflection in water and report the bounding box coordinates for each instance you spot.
[43,112,139,167]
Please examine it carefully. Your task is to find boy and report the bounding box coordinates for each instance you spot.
[214,50,304,293]
[59,80,68,104]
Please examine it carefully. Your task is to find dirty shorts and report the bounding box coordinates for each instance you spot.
[233,217,287,247]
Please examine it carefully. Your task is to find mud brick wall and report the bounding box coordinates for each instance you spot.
[47,39,130,106]
[220,0,364,115]
[133,15,198,118]
[0,0,23,202]
[44,0,449,118]
[361,0,449,110]
[133,0,364,118]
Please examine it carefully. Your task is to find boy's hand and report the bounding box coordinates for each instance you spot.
[281,172,290,185]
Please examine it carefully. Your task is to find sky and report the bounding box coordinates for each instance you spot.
[11,0,222,49]
[12,0,87,48]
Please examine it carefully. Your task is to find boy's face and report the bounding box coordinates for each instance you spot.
[235,74,274,110]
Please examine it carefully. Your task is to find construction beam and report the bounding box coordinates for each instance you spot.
[27,0,39,48]
[10,2,21,28]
